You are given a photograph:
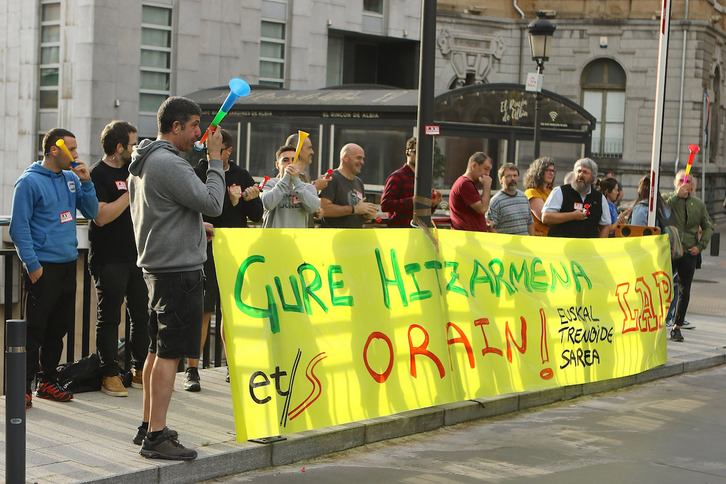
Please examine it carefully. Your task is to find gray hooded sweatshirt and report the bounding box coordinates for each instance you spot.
[128,139,225,273]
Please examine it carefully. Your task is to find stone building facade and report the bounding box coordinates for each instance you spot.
[0,0,422,213]
[436,0,726,213]
[1,0,725,214]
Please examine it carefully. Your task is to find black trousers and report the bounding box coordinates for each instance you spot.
[92,262,150,376]
[672,253,698,327]
[24,261,77,392]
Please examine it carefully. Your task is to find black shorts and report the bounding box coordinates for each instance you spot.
[144,270,204,359]
[203,245,219,313]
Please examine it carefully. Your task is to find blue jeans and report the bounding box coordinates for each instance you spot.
[144,270,204,359]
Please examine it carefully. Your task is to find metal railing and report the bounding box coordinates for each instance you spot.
[1,248,225,394]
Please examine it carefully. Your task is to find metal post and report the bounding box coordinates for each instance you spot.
[413,0,437,228]
[528,12,555,161]
[5,319,26,484]
[533,88,542,159]
[4,253,13,324]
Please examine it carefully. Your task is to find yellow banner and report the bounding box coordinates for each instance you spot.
[213,229,671,442]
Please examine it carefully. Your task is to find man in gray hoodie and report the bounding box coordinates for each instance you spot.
[128,96,225,460]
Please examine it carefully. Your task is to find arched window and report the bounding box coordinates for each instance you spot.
[581,59,626,157]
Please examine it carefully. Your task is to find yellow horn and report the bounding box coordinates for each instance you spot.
[292,130,309,165]
[55,138,74,162]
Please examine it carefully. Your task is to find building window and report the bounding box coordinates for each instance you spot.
[364,0,383,14]
[362,0,384,33]
[259,18,286,88]
[140,4,172,113]
[326,33,418,88]
[581,59,626,157]
[39,1,61,110]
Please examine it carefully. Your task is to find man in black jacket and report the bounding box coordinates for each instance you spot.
[542,158,611,238]
[184,129,263,391]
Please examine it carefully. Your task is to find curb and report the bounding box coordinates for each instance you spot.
[83,348,726,484]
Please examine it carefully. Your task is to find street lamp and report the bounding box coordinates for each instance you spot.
[528,11,556,159]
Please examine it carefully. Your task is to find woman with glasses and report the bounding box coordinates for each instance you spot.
[523,156,556,236]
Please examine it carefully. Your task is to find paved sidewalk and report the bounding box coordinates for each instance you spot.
[2,220,725,484]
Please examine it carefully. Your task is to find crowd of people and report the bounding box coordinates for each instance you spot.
[443,150,713,345]
[8,94,715,461]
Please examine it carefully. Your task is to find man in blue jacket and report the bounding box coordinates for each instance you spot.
[10,128,98,409]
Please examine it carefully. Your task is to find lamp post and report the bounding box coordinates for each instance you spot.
[528,11,556,159]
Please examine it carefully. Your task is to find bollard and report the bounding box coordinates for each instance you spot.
[710,232,720,257]
[5,319,26,484]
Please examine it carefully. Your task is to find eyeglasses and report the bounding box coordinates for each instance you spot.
[407,149,416,154]
[545,168,556,173]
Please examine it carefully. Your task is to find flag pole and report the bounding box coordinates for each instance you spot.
[648,0,673,228]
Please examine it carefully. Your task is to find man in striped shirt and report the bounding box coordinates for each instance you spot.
[486,163,534,236]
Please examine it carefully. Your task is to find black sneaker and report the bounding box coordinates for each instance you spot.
[671,327,685,342]
[225,367,230,383]
[140,428,196,460]
[183,367,201,392]
[36,380,73,402]
[133,425,179,445]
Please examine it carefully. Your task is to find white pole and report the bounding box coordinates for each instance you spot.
[648,0,673,228]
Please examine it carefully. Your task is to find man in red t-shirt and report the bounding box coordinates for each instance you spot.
[449,151,493,231]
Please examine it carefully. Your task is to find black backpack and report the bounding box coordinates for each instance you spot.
[56,353,103,393]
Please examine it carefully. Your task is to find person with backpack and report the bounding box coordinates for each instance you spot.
[629,174,685,327]
[664,170,714,342]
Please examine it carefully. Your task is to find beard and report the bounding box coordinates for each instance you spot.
[571,180,589,194]
[120,150,133,164]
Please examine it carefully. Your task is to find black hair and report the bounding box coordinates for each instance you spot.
[43,128,75,155]
[597,177,619,195]
[157,96,202,134]
[101,120,137,156]
[275,144,297,159]
[220,128,233,149]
